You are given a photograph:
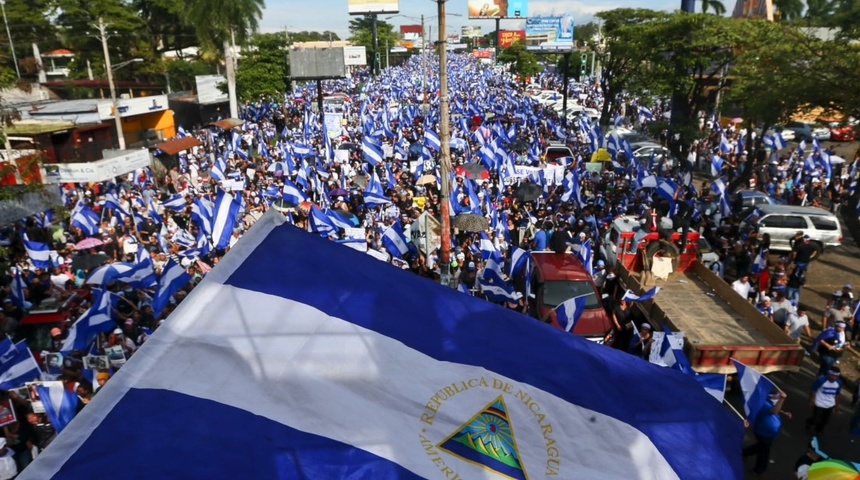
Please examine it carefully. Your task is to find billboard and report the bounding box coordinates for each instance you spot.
[732,0,774,20]
[467,0,527,19]
[400,24,422,35]
[289,48,347,79]
[447,33,461,43]
[525,15,574,52]
[343,46,367,66]
[461,26,482,38]
[195,75,228,105]
[499,30,525,48]
[348,0,399,15]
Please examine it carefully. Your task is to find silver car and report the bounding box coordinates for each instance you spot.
[749,205,842,253]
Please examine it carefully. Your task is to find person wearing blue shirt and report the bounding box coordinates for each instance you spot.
[743,390,791,475]
[532,221,551,251]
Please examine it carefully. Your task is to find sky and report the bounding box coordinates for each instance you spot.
[260,0,682,40]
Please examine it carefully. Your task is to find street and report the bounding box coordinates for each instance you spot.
[731,140,860,478]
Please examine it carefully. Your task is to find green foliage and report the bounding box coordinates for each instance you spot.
[183,0,264,50]
[348,16,397,67]
[167,59,213,91]
[574,22,599,47]
[701,0,726,15]
[290,31,341,43]
[773,0,804,21]
[134,0,198,56]
[235,33,288,102]
[496,41,541,86]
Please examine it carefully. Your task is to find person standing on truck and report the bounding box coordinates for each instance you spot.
[805,367,843,436]
[532,221,551,251]
[732,274,752,299]
[742,390,790,476]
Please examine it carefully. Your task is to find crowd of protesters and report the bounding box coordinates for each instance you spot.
[0,52,858,476]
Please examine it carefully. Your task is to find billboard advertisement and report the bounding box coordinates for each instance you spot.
[525,15,574,52]
[732,0,774,20]
[348,0,399,15]
[498,30,525,48]
[461,26,482,38]
[467,0,527,19]
[343,46,367,66]
[400,24,422,35]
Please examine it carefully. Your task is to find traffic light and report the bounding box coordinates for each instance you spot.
[580,53,588,78]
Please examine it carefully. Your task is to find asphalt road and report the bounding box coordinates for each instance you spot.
[731,140,860,478]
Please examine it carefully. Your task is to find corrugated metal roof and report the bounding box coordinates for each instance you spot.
[6,120,75,135]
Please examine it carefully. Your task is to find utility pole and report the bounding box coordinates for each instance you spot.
[0,1,18,79]
[437,0,452,285]
[225,28,239,119]
[422,14,428,110]
[371,14,380,76]
[385,39,389,69]
[95,18,126,150]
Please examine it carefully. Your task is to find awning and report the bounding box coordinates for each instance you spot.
[152,136,202,155]
[208,118,243,130]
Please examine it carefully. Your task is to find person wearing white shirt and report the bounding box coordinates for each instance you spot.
[0,438,17,480]
[732,274,752,299]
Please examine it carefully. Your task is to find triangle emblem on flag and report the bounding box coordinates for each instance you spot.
[437,396,527,480]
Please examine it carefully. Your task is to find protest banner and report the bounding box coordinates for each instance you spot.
[0,399,16,427]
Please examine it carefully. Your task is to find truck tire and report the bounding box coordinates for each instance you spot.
[645,240,680,271]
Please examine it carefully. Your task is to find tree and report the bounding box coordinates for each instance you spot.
[805,0,837,23]
[166,59,213,91]
[574,21,599,47]
[183,0,264,51]
[496,41,540,86]
[235,33,289,101]
[133,0,198,57]
[701,0,726,15]
[594,8,670,127]
[773,0,804,21]
[3,0,59,74]
[348,16,397,69]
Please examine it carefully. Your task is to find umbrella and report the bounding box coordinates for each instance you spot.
[337,142,358,151]
[75,238,104,251]
[452,214,489,233]
[508,140,529,153]
[731,117,744,124]
[808,459,860,479]
[334,209,360,226]
[591,148,612,163]
[86,263,134,285]
[271,198,295,213]
[351,175,368,189]
[462,163,487,178]
[329,188,349,198]
[514,183,544,203]
[416,174,437,186]
[70,253,110,272]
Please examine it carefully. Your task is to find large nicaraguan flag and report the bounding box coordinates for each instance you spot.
[22,211,743,480]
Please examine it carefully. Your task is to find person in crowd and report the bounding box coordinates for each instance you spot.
[785,307,812,342]
[805,367,843,436]
[743,389,790,476]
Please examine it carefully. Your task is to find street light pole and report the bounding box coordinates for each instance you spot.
[0,1,19,79]
[436,0,453,284]
[422,14,428,110]
[96,18,126,150]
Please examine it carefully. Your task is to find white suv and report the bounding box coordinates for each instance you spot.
[750,205,842,253]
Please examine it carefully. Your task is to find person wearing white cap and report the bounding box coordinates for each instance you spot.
[742,389,789,476]
[805,367,843,436]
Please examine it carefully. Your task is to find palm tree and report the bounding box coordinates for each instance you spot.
[183,0,265,51]
[805,0,837,21]
[773,0,804,21]
[701,0,726,15]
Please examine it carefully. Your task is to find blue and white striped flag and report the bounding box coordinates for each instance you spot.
[381,221,410,257]
[151,259,192,318]
[695,373,728,404]
[362,136,384,166]
[162,193,187,212]
[621,287,661,302]
[0,338,41,390]
[9,268,28,311]
[36,381,80,434]
[710,155,724,177]
[478,268,522,304]
[424,129,441,151]
[732,358,779,418]
[281,178,308,206]
[20,211,744,479]
[555,295,588,332]
[212,189,241,250]
[509,247,530,277]
[23,234,51,270]
[61,289,116,353]
[111,249,157,289]
[658,325,693,375]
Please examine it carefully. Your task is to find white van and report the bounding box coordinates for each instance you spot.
[751,205,842,253]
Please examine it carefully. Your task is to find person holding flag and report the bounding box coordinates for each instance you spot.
[742,389,791,476]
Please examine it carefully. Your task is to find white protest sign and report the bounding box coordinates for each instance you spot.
[366,248,390,263]
[411,211,441,255]
[324,113,343,137]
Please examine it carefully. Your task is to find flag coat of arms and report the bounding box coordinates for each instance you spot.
[22,211,742,480]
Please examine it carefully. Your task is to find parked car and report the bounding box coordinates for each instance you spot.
[543,143,574,163]
[731,189,786,209]
[629,142,679,171]
[745,204,842,253]
[822,121,857,142]
[784,121,831,142]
